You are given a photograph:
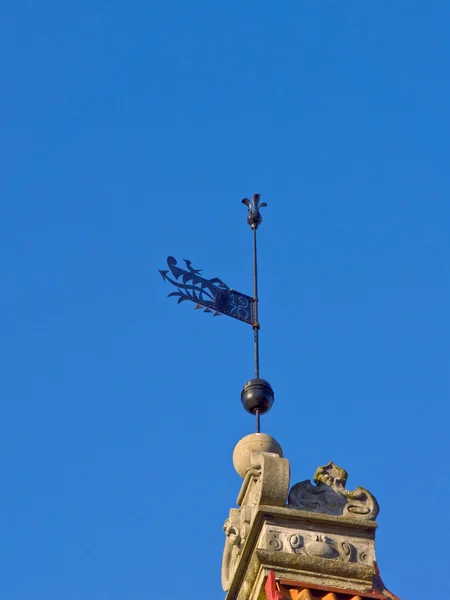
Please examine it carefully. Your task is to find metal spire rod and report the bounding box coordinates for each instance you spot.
[252,227,261,433]
[253,226,260,379]
[242,194,267,433]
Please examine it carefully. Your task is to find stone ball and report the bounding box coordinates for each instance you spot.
[232,433,283,478]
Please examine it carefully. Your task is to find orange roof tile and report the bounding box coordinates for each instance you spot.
[265,572,399,600]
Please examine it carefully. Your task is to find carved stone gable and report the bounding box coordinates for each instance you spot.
[288,461,379,521]
[222,445,397,600]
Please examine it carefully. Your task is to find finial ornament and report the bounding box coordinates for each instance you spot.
[242,193,267,230]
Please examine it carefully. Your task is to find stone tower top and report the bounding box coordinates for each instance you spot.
[222,442,399,600]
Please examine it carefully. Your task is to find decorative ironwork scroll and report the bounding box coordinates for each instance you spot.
[159,256,255,325]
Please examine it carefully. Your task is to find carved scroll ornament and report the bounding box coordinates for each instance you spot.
[222,451,290,591]
[288,461,379,521]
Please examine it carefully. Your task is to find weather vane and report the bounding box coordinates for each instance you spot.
[159,194,274,433]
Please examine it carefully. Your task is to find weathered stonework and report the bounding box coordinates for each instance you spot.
[288,462,379,521]
[263,528,374,565]
[222,447,398,600]
[222,450,290,591]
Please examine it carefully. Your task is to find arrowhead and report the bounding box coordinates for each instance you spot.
[159,270,169,281]
[194,303,202,309]
[213,311,221,317]
[204,308,212,313]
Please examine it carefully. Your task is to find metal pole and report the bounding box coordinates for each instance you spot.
[253,227,260,379]
[242,193,266,434]
[253,227,261,433]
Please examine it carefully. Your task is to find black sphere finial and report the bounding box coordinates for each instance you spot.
[241,378,274,416]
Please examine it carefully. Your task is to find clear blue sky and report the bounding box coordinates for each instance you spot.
[1,2,449,598]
